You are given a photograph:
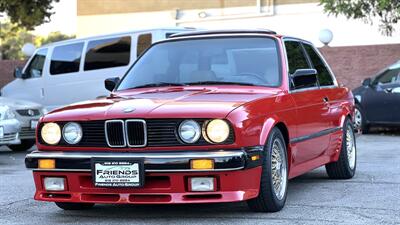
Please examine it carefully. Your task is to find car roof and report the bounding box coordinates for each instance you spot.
[170,29,277,38]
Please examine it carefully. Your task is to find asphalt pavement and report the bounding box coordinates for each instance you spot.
[1,134,399,225]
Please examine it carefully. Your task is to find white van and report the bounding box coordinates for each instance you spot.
[1,28,192,110]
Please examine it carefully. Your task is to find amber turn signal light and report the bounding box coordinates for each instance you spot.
[191,159,214,170]
[38,159,56,169]
[251,155,260,161]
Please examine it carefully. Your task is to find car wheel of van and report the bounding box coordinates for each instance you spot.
[325,118,356,179]
[247,127,288,212]
[8,140,35,152]
[55,202,95,210]
[354,105,369,134]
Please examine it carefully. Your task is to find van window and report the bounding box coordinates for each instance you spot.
[84,36,131,71]
[137,33,152,57]
[24,48,47,78]
[50,43,84,75]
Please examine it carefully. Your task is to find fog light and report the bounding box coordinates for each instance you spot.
[191,159,214,170]
[43,177,65,191]
[38,159,55,169]
[189,177,215,192]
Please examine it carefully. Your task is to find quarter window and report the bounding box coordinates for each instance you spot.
[137,33,152,57]
[285,41,310,74]
[84,36,131,71]
[24,48,47,78]
[50,43,84,75]
[303,44,334,86]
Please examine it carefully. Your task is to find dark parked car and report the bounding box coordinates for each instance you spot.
[352,61,400,133]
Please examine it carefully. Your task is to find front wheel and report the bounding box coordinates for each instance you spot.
[247,127,288,212]
[55,202,95,210]
[325,118,357,179]
[8,140,35,152]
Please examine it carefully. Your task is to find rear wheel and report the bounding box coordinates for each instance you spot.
[247,127,288,212]
[354,105,369,134]
[325,118,356,179]
[8,140,35,152]
[55,202,95,210]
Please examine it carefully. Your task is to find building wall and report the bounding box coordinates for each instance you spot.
[1,44,399,90]
[76,1,400,47]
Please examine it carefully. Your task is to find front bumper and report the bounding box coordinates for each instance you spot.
[0,119,21,145]
[25,147,264,204]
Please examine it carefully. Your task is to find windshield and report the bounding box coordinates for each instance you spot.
[117,37,280,91]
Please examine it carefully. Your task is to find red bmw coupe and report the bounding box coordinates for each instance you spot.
[25,29,356,212]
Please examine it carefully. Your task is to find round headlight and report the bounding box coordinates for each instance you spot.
[62,122,83,144]
[41,122,61,145]
[205,119,230,143]
[178,120,201,144]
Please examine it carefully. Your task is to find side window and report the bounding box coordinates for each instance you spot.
[374,68,400,85]
[303,44,334,86]
[50,43,84,75]
[285,41,310,74]
[137,33,152,57]
[84,36,131,71]
[24,48,48,78]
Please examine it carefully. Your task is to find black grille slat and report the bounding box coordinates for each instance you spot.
[16,109,41,117]
[126,120,146,146]
[106,121,125,147]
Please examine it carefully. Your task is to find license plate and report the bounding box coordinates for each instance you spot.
[30,120,38,129]
[92,159,144,187]
[0,127,3,139]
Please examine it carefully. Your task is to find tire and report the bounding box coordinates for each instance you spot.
[247,127,288,212]
[354,105,369,134]
[325,118,357,179]
[55,202,95,210]
[8,140,35,152]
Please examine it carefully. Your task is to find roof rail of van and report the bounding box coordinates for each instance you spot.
[170,29,277,38]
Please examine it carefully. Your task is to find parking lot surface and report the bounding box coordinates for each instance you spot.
[0,134,399,225]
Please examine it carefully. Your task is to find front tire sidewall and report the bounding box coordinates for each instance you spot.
[248,128,288,212]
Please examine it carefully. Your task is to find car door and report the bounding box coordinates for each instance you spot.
[285,40,331,165]
[363,66,400,123]
[2,48,48,105]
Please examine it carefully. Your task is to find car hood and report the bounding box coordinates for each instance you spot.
[44,87,281,121]
[0,97,42,110]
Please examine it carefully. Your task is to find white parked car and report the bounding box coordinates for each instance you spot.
[0,105,21,147]
[0,97,45,151]
[1,27,192,111]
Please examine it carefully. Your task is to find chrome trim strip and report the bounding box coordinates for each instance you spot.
[26,150,245,159]
[125,119,147,147]
[290,126,342,144]
[32,167,245,173]
[105,120,127,148]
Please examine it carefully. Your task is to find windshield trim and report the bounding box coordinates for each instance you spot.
[116,35,282,91]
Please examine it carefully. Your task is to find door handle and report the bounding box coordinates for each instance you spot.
[40,88,45,98]
[323,97,329,103]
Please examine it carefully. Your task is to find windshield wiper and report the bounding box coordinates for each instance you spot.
[184,81,256,86]
[131,82,186,89]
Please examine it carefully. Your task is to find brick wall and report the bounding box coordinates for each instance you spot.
[0,60,26,89]
[319,44,400,90]
[0,43,399,90]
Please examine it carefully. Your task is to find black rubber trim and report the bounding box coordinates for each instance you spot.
[290,127,342,144]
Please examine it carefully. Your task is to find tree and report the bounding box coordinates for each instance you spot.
[0,22,34,60]
[35,31,75,46]
[0,0,59,30]
[320,0,400,36]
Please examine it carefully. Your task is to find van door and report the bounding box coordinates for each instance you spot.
[44,42,85,110]
[2,48,48,105]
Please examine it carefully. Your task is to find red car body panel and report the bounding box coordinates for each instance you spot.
[27,32,354,205]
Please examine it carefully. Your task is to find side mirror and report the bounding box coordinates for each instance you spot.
[291,69,318,89]
[105,77,120,92]
[13,67,24,79]
[362,78,372,87]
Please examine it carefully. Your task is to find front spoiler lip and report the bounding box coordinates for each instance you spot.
[25,147,263,173]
